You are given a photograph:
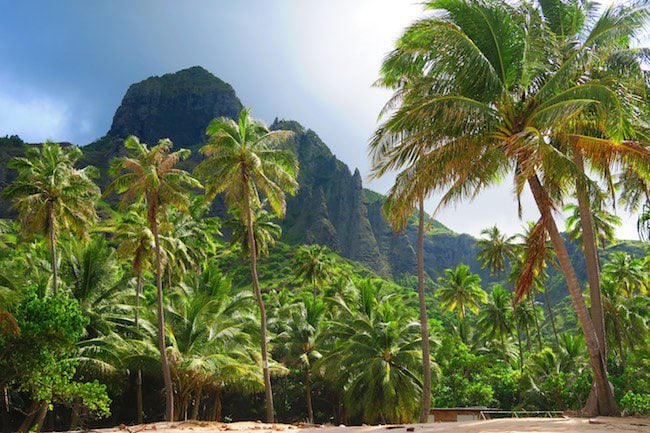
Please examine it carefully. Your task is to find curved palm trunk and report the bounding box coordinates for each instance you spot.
[48,208,58,296]
[528,175,619,416]
[573,149,611,413]
[152,209,174,422]
[243,180,275,423]
[306,365,314,423]
[135,271,144,424]
[417,198,432,423]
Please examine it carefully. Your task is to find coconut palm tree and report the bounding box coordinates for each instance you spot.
[3,141,100,295]
[371,0,649,412]
[638,201,650,241]
[195,107,298,422]
[476,284,515,361]
[225,204,282,259]
[106,135,202,422]
[321,280,425,424]
[600,275,649,368]
[565,202,621,249]
[293,245,335,299]
[166,266,262,421]
[601,252,647,297]
[277,296,326,423]
[381,158,435,422]
[436,264,487,344]
[476,226,517,276]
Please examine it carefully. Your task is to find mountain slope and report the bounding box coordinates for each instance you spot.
[0,66,645,291]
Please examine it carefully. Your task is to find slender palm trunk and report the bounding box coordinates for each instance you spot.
[417,198,432,423]
[528,175,619,416]
[152,208,174,421]
[48,208,58,296]
[306,365,314,423]
[529,292,543,350]
[573,149,606,355]
[135,271,144,424]
[191,386,202,420]
[514,320,524,371]
[212,389,222,422]
[573,149,612,413]
[543,288,560,347]
[243,180,275,422]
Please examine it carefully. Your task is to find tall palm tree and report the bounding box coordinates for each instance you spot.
[195,107,298,422]
[225,204,282,259]
[476,284,515,361]
[370,0,649,414]
[381,158,434,422]
[277,296,326,423]
[293,245,335,299]
[3,141,100,294]
[103,205,155,423]
[476,226,517,276]
[106,136,202,422]
[436,264,487,344]
[638,201,650,241]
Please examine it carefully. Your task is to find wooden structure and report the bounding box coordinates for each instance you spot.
[428,408,564,422]
[428,407,494,422]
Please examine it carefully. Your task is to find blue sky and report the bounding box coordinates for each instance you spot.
[0,0,642,239]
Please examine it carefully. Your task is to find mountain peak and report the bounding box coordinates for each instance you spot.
[107,66,243,147]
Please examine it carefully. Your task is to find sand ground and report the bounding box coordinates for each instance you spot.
[72,417,650,433]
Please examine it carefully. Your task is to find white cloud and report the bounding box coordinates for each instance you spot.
[0,89,72,143]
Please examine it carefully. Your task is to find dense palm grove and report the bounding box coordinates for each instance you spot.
[1,0,650,432]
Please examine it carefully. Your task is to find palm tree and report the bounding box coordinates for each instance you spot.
[195,107,298,422]
[381,158,435,422]
[106,135,202,422]
[370,0,649,413]
[476,285,514,361]
[225,204,282,259]
[601,252,647,297]
[166,266,262,421]
[565,202,621,249]
[476,226,517,276]
[600,276,649,369]
[277,296,326,423]
[436,264,487,344]
[293,245,335,299]
[104,204,156,423]
[321,280,425,424]
[3,141,100,294]
[638,201,650,241]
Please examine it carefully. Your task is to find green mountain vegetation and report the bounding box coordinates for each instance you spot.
[0,0,649,430]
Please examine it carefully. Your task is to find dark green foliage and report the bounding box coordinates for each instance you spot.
[0,290,111,427]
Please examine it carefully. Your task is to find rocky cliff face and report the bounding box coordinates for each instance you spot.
[0,66,546,279]
[107,66,243,147]
[3,66,643,287]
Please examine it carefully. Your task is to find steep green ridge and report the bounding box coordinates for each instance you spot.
[0,66,645,289]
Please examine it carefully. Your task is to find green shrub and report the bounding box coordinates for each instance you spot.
[620,392,650,415]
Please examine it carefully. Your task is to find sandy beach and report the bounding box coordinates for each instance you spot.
[73,418,650,433]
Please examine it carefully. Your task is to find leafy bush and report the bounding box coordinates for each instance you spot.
[620,392,650,415]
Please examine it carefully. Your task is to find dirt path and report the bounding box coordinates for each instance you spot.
[71,417,650,433]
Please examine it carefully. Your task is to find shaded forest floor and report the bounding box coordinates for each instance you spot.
[65,417,650,433]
